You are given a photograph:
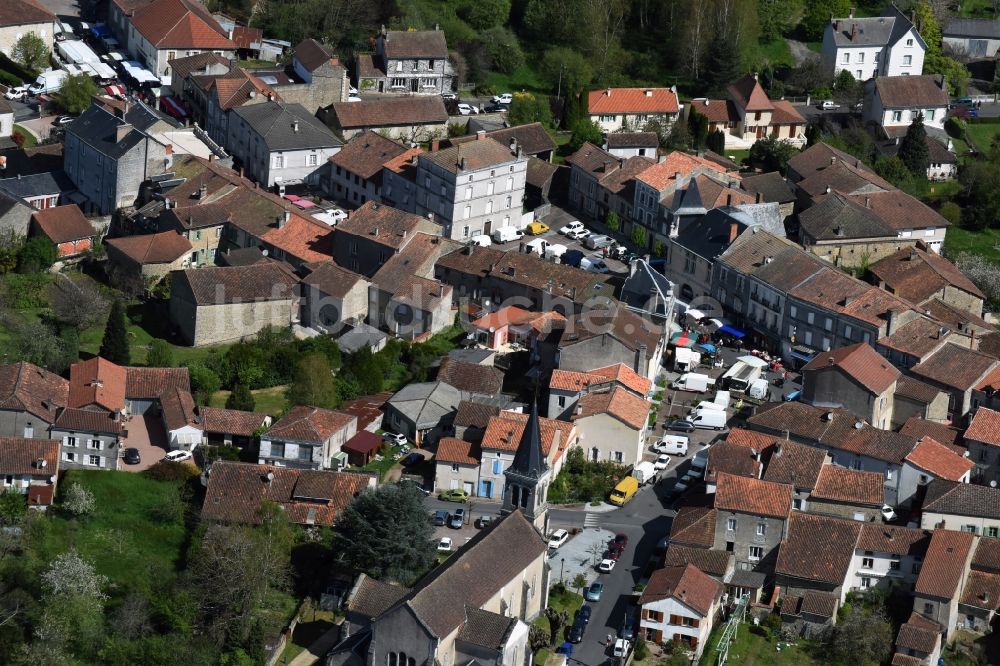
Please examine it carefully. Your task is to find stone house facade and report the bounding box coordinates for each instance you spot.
[50,409,124,471]
[0,1,56,58]
[357,28,453,95]
[258,405,358,470]
[713,473,792,573]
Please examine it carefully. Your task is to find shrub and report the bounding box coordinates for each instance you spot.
[939,201,961,226]
[481,27,523,74]
[143,460,200,483]
[945,116,966,139]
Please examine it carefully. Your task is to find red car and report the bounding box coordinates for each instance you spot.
[614,533,629,547]
[604,549,621,561]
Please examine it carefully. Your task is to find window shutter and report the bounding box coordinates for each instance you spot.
[690,618,700,628]
[641,608,649,620]
[669,614,681,625]
[691,636,699,649]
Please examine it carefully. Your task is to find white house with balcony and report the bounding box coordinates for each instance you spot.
[822,6,926,80]
[638,564,723,660]
[863,75,949,139]
[844,523,929,598]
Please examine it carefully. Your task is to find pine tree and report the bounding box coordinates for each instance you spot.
[898,114,930,179]
[704,27,742,96]
[99,300,130,365]
[226,383,256,412]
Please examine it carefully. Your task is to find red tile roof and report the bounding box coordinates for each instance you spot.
[197,406,268,437]
[130,0,235,49]
[31,206,95,244]
[706,443,761,484]
[811,465,884,506]
[639,564,722,616]
[435,437,480,466]
[589,364,654,396]
[905,436,974,481]
[858,524,930,557]
[895,612,942,656]
[265,405,355,443]
[125,367,191,398]
[714,473,792,518]
[770,99,806,125]
[160,387,198,431]
[106,230,192,265]
[0,0,54,27]
[959,570,1000,610]
[915,528,975,599]
[869,244,981,303]
[803,342,900,395]
[573,387,651,430]
[636,151,731,191]
[762,440,827,491]
[481,411,574,459]
[775,512,863,584]
[899,417,961,451]
[728,75,774,112]
[260,215,335,263]
[587,87,680,115]
[342,430,381,457]
[53,408,124,434]
[911,343,998,391]
[965,408,1000,447]
[669,505,717,548]
[725,428,780,452]
[68,357,126,412]
[201,461,374,526]
[0,361,68,423]
[0,436,59,476]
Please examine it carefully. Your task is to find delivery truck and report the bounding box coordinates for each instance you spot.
[29,70,68,95]
[689,408,727,431]
[713,390,731,410]
[670,372,715,393]
[747,378,769,400]
[631,461,657,486]
[609,476,640,505]
[673,347,701,372]
[720,361,762,393]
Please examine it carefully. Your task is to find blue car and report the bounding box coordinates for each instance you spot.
[783,389,801,402]
[585,582,604,602]
[620,608,637,640]
[556,642,574,657]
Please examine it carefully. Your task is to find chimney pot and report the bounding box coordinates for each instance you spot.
[476,130,486,141]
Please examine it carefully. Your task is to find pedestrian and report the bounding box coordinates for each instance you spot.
[607,633,613,645]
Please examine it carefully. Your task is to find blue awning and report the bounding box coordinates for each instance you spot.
[718,325,746,339]
[695,343,717,354]
[790,349,817,363]
[90,24,111,37]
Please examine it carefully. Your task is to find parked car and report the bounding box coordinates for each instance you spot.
[383,432,407,446]
[585,582,605,601]
[449,507,465,529]
[556,641,574,656]
[817,100,840,110]
[548,528,570,549]
[558,221,585,235]
[484,102,503,113]
[526,221,550,235]
[620,608,637,640]
[598,559,616,573]
[476,515,494,529]
[653,454,671,471]
[881,504,898,522]
[492,93,513,104]
[468,234,492,247]
[432,510,449,526]
[457,103,477,115]
[585,259,609,273]
[54,115,76,126]
[124,448,141,464]
[614,639,631,658]
[584,234,615,250]
[438,488,470,502]
[437,537,453,551]
[568,618,586,643]
[783,389,802,402]
[614,533,629,548]
[164,450,192,462]
[326,208,348,223]
[577,605,592,624]
[401,452,424,467]
[441,92,457,100]
[604,548,621,561]
[666,419,696,433]
[566,227,591,241]
[4,85,28,100]
[544,243,568,260]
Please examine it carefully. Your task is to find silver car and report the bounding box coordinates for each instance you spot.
[584,234,615,250]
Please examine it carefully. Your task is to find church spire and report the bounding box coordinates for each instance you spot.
[508,402,546,481]
[501,400,549,533]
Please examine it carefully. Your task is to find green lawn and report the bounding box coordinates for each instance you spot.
[960,0,998,17]
[209,385,290,417]
[13,124,37,148]
[964,123,1000,153]
[944,225,1000,263]
[30,470,193,591]
[753,39,794,68]
[486,62,547,96]
[360,442,405,480]
[533,585,584,656]
[698,625,824,666]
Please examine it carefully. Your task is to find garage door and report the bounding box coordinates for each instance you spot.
[463,481,474,495]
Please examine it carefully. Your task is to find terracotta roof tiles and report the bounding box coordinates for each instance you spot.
[0,0,54,27]
[636,151,730,191]
[587,87,681,115]
[669,505,717,548]
[480,411,574,458]
[125,367,191,398]
[639,564,722,617]
[0,361,68,423]
[775,512,862,584]
[803,342,900,395]
[714,473,792,518]
[198,406,268,437]
[811,465,884,506]
[0,436,59,476]
[68,357,126,412]
[857,524,930,557]
[572,387,651,430]
[106,231,192,265]
[130,0,234,49]
[905,436,974,481]
[869,244,979,303]
[31,206,95,244]
[437,358,504,395]
[663,544,733,578]
[265,405,356,443]
[435,437,479,466]
[959,570,1000,610]
[965,407,1000,446]
[915,528,976,599]
[922,479,1000,521]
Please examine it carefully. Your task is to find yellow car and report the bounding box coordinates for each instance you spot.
[526,221,550,235]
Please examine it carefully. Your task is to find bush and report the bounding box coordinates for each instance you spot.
[1,272,51,309]
[481,27,523,74]
[547,447,628,503]
[945,116,966,138]
[939,201,961,226]
[143,460,200,483]
[16,236,57,273]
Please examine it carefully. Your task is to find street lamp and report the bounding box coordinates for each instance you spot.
[559,557,565,583]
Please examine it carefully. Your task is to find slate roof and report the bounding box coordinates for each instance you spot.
[265,405,356,443]
[66,100,157,161]
[714,473,792,518]
[588,87,681,115]
[945,17,1000,39]
[620,258,675,318]
[912,344,998,391]
[450,123,556,157]
[456,608,517,649]
[106,231,192,265]
[233,101,341,150]
[663,544,733,578]
[329,131,408,180]
[811,465,884,506]
[31,205,94,244]
[53,407,124,434]
[387,381,464,430]
[922,479,1000,520]
[0,361,68,423]
[201,461,372,526]
[129,0,234,49]
[348,574,410,620]
[670,505,717,548]
[874,75,949,109]
[387,510,546,638]
[828,7,916,48]
[0,437,58,476]
[573,387,651,430]
[915,528,976,599]
[337,323,388,354]
[640,564,723,618]
[198,406,268,437]
[606,132,659,149]
[870,245,981,304]
[740,171,795,204]
[382,30,448,58]
[436,358,503,395]
[0,0,54,27]
[422,137,519,174]
[803,342,900,395]
[775,512,862,584]
[966,407,1000,446]
[762,440,827,491]
[332,96,448,129]
[858,524,930,557]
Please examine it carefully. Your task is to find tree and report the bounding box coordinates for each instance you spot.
[606,211,620,232]
[226,383,256,412]
[939,201,961,226]
[99,300,130,365]
[62,482,95,517]
[570,119,603,151]
[286,353,337,409]
[687,109,709,149]
[959,159,1000,230]
[189,363,221,404]
[41,550,108,606]
[631,225,647,249]
[544,607,569,646]
[458,0,511,30]
[12,33,48,73]
[829,600,892,666]
[146,339,174,368]
[912,0,942,57]
[634,637,649,660]
[16,236,56,273]
[481,27,523,74]
[898,114,930,178]
[333,483,436,584]
[49,276,109,330]
[704,26,742,96]
[571,573,587,595]
[954,252,1000,309]
[758,0,804,41]
[59,74,99,115]
[7,318,75,373]
[507,92,552,128]
[748,136,797,174]
[539,48,593,98]
[833,69,861,105]
[801,0,851,40]
[706,129,726,154]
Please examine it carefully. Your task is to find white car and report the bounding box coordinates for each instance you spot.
[328,208,348,223]
[881,504,897,522]
[492,93,513,104]
[437,537,453,552]
[585,259,609,274]
[468,234,492,247]
[165,450,192,462]
[653,454,671,471]
[441,92,457,100]
[566,228,591,241]
[818,100,841,110]
[544,243,568,260]
[4,86,28,100]
[347,95,362,102]
[598,559,616,573]
[613,639,630,658]
[457,103,478,115]
[349,85,359,95]
[548,528,570,550]
[382,432,407,446]
[559,221,585,235]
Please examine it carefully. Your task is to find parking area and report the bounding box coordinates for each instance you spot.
[548,528,614,589]
[120,412,168,472]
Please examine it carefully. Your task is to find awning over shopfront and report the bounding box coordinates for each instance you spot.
[718,324,746,339]
[670,331,696,348]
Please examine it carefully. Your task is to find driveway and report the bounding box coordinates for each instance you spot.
[120,412,168,472]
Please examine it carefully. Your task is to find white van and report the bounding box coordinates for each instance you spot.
[689,401,725,416]
[654,435,689,456]
[689,409,727,431]
[525,238,548,255]
[545,243,568,260]
[491,226,524,243]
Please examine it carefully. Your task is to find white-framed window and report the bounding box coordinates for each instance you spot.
[906,38,914,46]
[487,181,495,195]
[308,154,318,167]
[463,205,471,219]
[903,55,912,65]
[88,440,102,450]
[465,186,472,200]
[727,518,737,531]
[856,52,865,63]
[892,110,902,122]
[65,436,77,447]
[862,557,874,569]
[273,155,284,169]
[860,577,872,588]
[756,523,766,536]
[89,455,101,466]
[842,52,850,64]
[926,109,935,121]
[748,546,763,562]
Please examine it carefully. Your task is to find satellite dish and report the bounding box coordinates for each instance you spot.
[991,481,997,488]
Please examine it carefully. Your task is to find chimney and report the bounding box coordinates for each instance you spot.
[459,156,466,170]
[851,23,858,41]
[911,10,916,24]
[279,209,290,228]
[199,184,208,199]
[887,308,899,335]
[605,88,611,97]
[865,196,871,208]
[464,243,474,256]
[849,6,854,18]
[603,160,611,172]
[756,192,763,203]
[728,221,739,243]
[292,119,300,133]
[726,193,732,206]
[825,185,831,194]
[644,89,652,97]
[509,137,517,153]
[828,356,835,365]
[830,156,837,165]
[430,138,440,152]
[674,170,682,183]
[637,343,648,375]
[115,123,132,143]
[476,130,486,141]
